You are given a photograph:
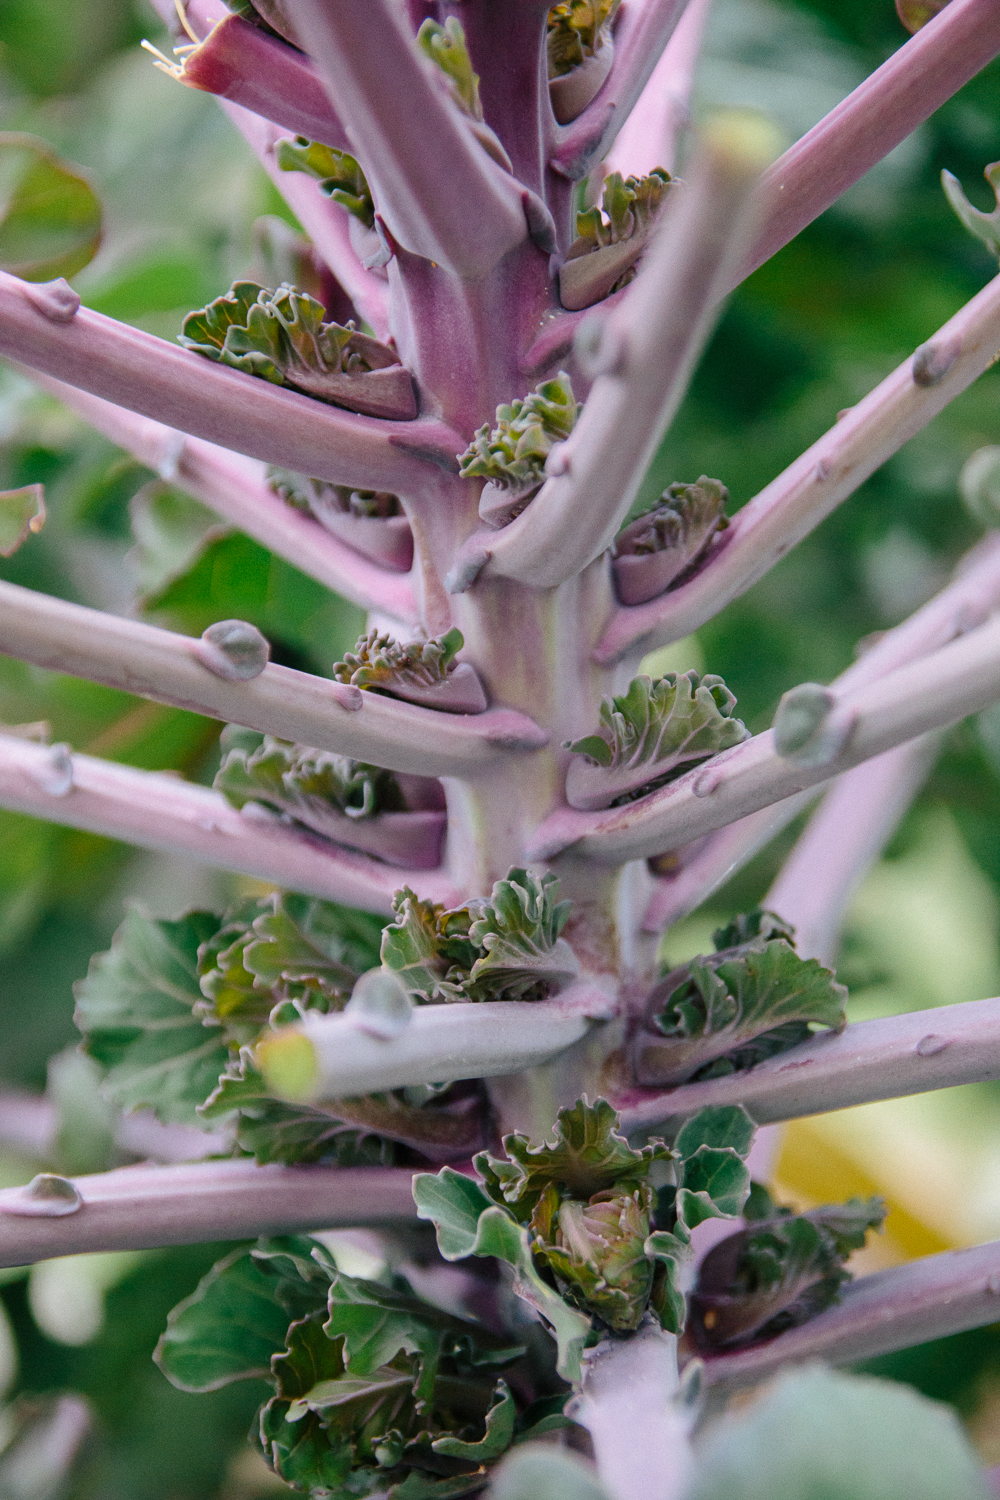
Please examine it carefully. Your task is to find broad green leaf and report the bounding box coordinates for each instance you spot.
[128,482,230,607]
[74,909,229,1126]
[675,1146,750,1229]
[458,373,580,492]
[381,888,453,1002]
[0,483,45,557]
[433,1383,515,1461]
[412,1168,496,1259]
[0,132,101,280]
[686,1366,990,1500]
[567,671,748,773]
[650,937,847,1086]
[154,1248,298,1392]
[673,1104,756,1160]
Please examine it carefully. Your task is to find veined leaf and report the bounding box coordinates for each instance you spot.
[275,137,375,227]
[567,671,749,776]
[457,373,580,493]
[73,909,229,1127]
[646,929,847,1086]
[215,730,406,831]
[0,132,102,280]
[690,1186,886,1350]
[155,1240,330,1392]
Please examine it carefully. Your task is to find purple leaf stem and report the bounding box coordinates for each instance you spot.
[698,1237,1000,1390]
[549,0,692,180]
[222,99,391,342]
[281,985,611,1102]
[23,371,417,624]
[0,732,460,915]
[605,0,713,180]
[531,610,1000,864]
[292,0,529,277]
[740,0,1000,286]
[0,1159,419,1267]
[597,268,1000,663]
[764,735,940,966]
[0,580,548,777]
[449,127,769,593]
[619,995,1000,1131]
[0,271,460,493]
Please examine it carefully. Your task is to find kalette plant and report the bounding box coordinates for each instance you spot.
[2,0,1000,1495]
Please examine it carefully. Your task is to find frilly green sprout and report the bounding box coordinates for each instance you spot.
[942,161,1000,261]
[547,0,619,79]
[179,281,406,409]
[457,372,581,493]
[640,913,848,1086]
[959,446,1000,527]
[616,478,729,559]
[690,1185,886,1349]
[332,626,464,689]
[274,137,375,228]
[381,867,577,1003]
[572,169,672,255]
[214,729,406,826]
[267,467,401,519]
[417,17,483,120]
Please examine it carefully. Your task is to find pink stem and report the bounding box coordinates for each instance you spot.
[0,1087,218,1165]
[221,99,391,342]
[618,994,1000,1131]
[0,733,460,914]
[740,0,1000,285]
[532,610,1000,864]
[764,736,940,966]
[291,0,529,277]
[24,370,417,625]
[597,269,1000,663]
[0,580,548,777]
[0,271,461,493]
[550,0,691,179]
[0,1159,419,1266]
[605,0,712,179]
[700,1236,1000,1390]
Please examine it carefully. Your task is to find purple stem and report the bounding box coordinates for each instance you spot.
[764,735,940,966]
[531,610,1000,864]
[292,0,529,277]
[739,0,1000,285]
[450,126,769,592]
[24,371,417,625]
[0,581,549,777]
[699,1237,1000,1390]
[457,1,550,196]
[605,0,712,180]
[177,3,354,154]
[549,0,691,180]
[0,732,460,914]
[0,271,461,494]
[222,99,391,342]
[597,268,1000,663]
[0,1159,419,1266]
[618,995,1000,1132]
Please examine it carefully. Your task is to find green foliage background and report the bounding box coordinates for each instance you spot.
[0,0,999,1493]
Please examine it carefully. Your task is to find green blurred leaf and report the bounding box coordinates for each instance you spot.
[128,482,230,607]
[0,484,44,557]
[0,132,101,280]
[686,1365,991,1500]
[73,909,229,1126]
